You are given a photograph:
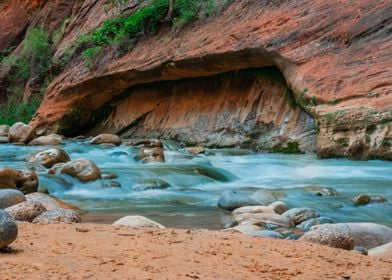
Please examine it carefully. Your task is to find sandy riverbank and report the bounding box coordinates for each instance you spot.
[0,223,391,279]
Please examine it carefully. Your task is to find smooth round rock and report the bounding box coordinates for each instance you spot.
[300,223,354,250]
[0,209,18,249]
[27,148,71,168]
[5,200,47,222]
[50,158,101,182]
[28,134,63,146]
[282,208,320,225]
[186,146,205,155]
[26,192,79,211]
[137,147,165,163]
[8,122,36,144]
[133,179,170,191]
[232,205,275,216]
[90,134,122,146]
[300,217,334,232]
[0,189,26,209]
[113,215,165,229]
[33,209,81,224]
[269,201,289,214]
[0,168,39,194]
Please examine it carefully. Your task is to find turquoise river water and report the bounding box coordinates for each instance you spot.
[1,140,391,229]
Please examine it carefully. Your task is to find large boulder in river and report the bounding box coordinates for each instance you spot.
[5,200,47,222]
[90,134,122,146]
[218,190,262,211]
[28,134,63,146]
[27,148,70,168]
[300,223,355,250]
[0,189,26,209]
[8,122,36,144]
[33,209,81,224]
[281,207,320,225]
[0,168,39,194]
[113,215,165,229]
[26,192,79,211]
[49,158,101,182]
[0,209,18,249]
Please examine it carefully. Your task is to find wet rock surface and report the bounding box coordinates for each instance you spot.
[28,134,63,146]
[27,148,71,168]
[90,134,122,146]
[49,158,101,182]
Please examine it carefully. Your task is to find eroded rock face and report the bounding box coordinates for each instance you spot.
[8,122,36,144]
[49,158,101,182]
[0,168,39,194]
[27,0,392,159]
[27,148,71,168]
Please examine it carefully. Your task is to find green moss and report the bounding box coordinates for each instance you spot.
[285,88,298,109]
[272,141,302,154]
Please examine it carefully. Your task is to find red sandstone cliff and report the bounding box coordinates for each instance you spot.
[1,0,391,158]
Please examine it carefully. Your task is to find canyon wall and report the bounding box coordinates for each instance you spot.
[0,0,391,158]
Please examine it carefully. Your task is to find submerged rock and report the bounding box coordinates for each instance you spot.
[232,212,293,228]
[186,146,205,155]
[251,189,285,205]
[5,200,46,222]
[370,195,388,203]
[49,158,101,182]
[90,134,122,146]
[101,173,119,180]
[127,139,163,148]
[113,215,165,229]
[0,209,18,249]
[282,208,320,225]
[218,190,261,211]
[300,223,354,250]
[307,186,339,196]
[353,194,371,205]
[33,209,81,224]
[133,179,170,191]
[0,168,39,194]
[0,189,26,209]
[27,148,71,168]
[28,134,63,146]
[8,122,36,144]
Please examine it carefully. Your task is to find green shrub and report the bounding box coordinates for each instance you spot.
[272,141,302,154]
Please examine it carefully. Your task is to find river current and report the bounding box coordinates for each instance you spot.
[1,140,391,229]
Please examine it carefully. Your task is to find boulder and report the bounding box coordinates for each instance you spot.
[251,189,285,205]
[231,205,275,216]
[0,209,18,249]
[282,208,320,225]
[113,215,165,229]
[269,201,289,214]
[218,190,262,211]
[133,179,170,191]
[27,148,71,168]
[33,209,81,224]
[232,212,293,228]
[127,139,163,148]
[28,134,63,146]
[0,189,26,209]
[5,200,46,222]
[300,223,354,250]
[0,125,10,136]
[186,146,205,155]
[8,122,36,144]
[137,147,165,163]
[310,186,339,196]
[90,134,122,146]
[368,241,392,261]
[0,168,39,194]
[370,195,387,203]
[26,192,79,211]
[49,158,101,182]
[346,223,392,249]
[0,136,8,143]
[353,194,371,205]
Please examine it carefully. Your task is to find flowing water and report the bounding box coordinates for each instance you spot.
[1,140,392,229]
